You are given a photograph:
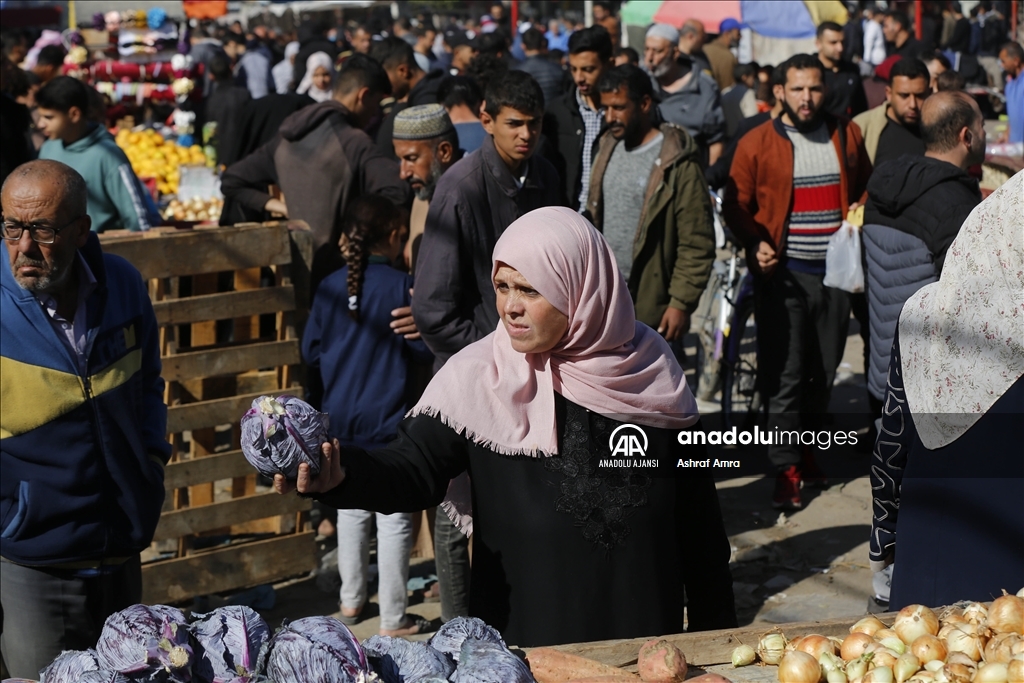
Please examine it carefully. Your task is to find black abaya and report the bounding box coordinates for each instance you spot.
[317,394,737,646]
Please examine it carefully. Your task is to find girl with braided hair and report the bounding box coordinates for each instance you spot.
[302,194,434,636]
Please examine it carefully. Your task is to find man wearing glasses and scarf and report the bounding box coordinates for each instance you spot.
[0,160,169,679]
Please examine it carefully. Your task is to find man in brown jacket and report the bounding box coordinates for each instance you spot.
[586,64,715,347]
[724,53,871,510]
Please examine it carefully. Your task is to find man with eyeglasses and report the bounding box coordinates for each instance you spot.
[0,160,169,678]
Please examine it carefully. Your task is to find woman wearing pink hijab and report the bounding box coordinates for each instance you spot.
[277,207,736,646]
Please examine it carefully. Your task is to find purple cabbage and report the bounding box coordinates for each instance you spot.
[262,616,369,683]
[427,617,505,662]
[190,606,270,683]
[362,636,454,683]
[79,672,132,683]
[40,650,101,682]
[96,604,193,682]
[240,395,329,480]
[450,640,535,683]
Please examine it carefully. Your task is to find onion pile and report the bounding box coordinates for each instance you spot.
[733,591,1024,683]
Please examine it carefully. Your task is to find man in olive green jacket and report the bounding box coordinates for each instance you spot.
[586,64,715,338]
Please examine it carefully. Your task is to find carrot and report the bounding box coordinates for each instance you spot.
[526,647,641,683]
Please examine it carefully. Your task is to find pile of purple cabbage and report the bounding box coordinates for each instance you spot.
[3,608,536,683]
[240,395,330,481]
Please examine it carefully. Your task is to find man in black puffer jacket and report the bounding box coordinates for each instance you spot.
[862,91,983,407]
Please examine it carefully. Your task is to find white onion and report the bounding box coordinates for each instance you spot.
[986,634,1023,664]
[873,650,898,669]
[1007,655,1023,683]
[733,644,757,667]
[945,622,984,661]
[760,632,790,666]
[907,672,935,683]
[963,603,989,625]
[864,666,894,683]
[877,629,901,642]
[821,651,844,674]
[986,595,1024,637]
[924,660,945,673]
[943,652,977,683]
[911,635,947,664]
[895,653,921,683]
[848,655,872,680]
[894,606,940,646]
[844,634,876,661]
[798,635,837,661]
[827,670,848,683]
[976,663,1010,683]
[881,638,907,656]
[778,650,822,683]
[852,617,888,637]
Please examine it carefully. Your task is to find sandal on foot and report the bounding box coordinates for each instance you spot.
[338,605,364,626]
[380,614,434,637]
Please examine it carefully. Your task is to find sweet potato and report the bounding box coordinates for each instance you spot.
[526,647,640,683]
[686,675,737,683]
[637,639,688,683]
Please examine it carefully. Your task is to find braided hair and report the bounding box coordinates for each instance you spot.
[337,195,406,322]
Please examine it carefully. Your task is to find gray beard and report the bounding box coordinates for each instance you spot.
[12,253,74,293]
[414,157,446,201]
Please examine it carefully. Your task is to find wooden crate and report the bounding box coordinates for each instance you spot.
[99,222,318,605]
[531,610,906,681]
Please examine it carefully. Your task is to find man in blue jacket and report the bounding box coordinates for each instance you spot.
[0,160,169,678]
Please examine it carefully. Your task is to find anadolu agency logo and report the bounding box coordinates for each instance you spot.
[601,424,659,468]
[608,423,648,457]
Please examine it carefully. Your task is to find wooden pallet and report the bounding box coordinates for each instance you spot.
[99,221,318,605]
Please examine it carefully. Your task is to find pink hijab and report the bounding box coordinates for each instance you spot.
[410,207,700,531]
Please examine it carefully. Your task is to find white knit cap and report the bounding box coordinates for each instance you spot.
[646,23,680,44]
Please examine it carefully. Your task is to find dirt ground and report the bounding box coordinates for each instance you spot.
[234,321,881,642]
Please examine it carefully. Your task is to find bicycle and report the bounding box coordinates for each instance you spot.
[692,191,764,429]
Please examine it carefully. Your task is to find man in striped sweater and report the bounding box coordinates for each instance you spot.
[724,53,872,510]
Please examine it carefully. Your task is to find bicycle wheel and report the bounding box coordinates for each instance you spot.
[721,296,762,429]
[691,269,723,401]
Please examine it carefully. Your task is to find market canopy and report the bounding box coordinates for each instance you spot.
[620,0,848,39]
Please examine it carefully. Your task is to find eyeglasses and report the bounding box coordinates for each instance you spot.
[1,216,82,244]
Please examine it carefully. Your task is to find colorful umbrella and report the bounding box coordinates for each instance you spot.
[655,1,743,33]
[620,0,848,39]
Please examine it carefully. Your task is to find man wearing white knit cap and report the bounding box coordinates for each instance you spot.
[392,103,462,271]
[644,22,725,165]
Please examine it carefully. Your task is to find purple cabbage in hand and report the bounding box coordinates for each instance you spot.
[96,604,193,682]
[428,617,505,662]
[262,616,369,683]
[240,395,329,480]
[190,606,270,683]
[40,649,101,682]
[450,640,535,683]
[362,636,454,683]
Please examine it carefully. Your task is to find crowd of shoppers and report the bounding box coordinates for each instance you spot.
[1,1,1022,677]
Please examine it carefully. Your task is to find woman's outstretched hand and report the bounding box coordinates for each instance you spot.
[273,438,346,495]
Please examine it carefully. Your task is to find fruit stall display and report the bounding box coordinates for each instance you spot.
[114,127,209,198]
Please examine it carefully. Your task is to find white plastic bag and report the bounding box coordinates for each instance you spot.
[823,221,864,293]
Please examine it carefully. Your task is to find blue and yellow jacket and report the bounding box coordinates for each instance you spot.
[0,233,170,566]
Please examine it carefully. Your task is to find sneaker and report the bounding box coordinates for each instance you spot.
[772,465,803,510]
[801,447,829,488]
